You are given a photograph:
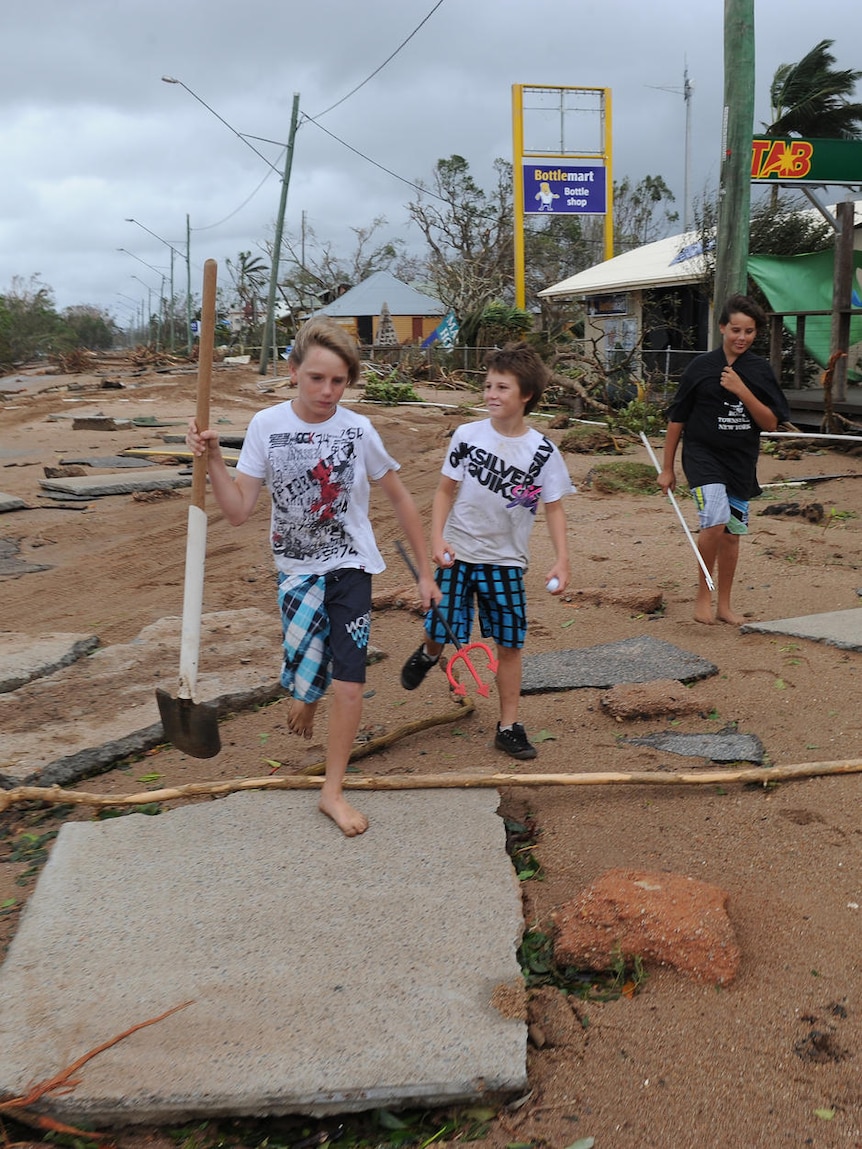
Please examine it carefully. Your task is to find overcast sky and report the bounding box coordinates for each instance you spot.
[2,0,860,323]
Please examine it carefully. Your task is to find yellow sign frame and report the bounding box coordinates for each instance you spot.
[512,84,613,309]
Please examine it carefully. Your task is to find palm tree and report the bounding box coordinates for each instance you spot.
[762,40,862,210]
[226,251,269,328]
[764,39,862,139]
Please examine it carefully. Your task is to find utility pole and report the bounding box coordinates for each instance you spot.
[712,0,755,345]
[650,67,694,231]
[186,214,193,355]
[683,67,693,232]
[260,93,301,375]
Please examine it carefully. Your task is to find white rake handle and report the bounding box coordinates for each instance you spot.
[640,431,715,592]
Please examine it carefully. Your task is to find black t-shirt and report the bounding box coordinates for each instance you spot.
[666,347,790,499]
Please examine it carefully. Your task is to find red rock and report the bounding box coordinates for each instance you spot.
[551,868,741,986]
[600,678,704,720]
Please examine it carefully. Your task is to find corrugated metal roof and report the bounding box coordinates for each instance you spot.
[539,230,705,299]
[314,269,443,317]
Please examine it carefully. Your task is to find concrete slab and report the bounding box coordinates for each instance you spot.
[71,416,133,431]
[0,492,27,513]
[521,635,718,694]
[0,790,526,1126]
[0,609,284,786]
[59,455,160,468]
[0,372,64,396]
[38,468,191,499]
[741,608,862,651]
[0,631,99,693]
[622,729,765,763]
[0,537,52,576]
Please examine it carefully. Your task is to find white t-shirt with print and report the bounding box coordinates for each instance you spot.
[441,418,574,568]
[237,400,398,576]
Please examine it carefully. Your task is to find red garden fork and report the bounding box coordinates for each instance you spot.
[395,541,498,698]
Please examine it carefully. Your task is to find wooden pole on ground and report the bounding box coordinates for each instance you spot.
[3,757,862,814]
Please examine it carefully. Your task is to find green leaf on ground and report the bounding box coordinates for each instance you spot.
[532,729,556,743]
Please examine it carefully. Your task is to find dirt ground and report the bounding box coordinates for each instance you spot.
[3,356,862,1148]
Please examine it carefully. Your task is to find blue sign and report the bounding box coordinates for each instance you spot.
[522,161,606,215]
[422,309,460,350]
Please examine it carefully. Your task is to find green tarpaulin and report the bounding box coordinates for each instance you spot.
[747,248,862,382]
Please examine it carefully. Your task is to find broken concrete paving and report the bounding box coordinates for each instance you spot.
[0,631,100,693]
[0,492,27,514]
[0,537,52,575]
[521,635,718,693]
[0,790,527,1126]
[621,728,765,764]
[0,609,285,786]
[38,467,192,499]
[742,607,862,651]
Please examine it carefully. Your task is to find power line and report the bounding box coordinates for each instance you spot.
[193,164,282,231]
[311,0,446,120]
[300,113,444,201]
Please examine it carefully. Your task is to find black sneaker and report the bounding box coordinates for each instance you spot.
[400,644,439,690]
[494,722,537,761]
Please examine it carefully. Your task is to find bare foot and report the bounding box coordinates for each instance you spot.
[694,588,714,624]
[716,609,746,626]
[287,698,318,739]
[319,789,369,836]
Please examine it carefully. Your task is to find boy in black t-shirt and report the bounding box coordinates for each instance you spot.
[658,294,790,625]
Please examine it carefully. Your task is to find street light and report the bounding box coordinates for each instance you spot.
[117,247,167,279]
[161,76,278,171]
[130,274,160,348]
[125,217,191,353]
[114,297,141,348]
[161,75,300,375]
[118,249,167,348]
[117,291,145,344]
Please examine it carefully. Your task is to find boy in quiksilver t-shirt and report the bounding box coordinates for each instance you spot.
[400,343,574,760]
[187,318,437,837]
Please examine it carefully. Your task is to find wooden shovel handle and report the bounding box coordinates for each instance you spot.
[192,259,218,511]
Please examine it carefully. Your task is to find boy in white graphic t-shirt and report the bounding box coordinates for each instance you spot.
[187,318,437,836]
[401,343,574,760]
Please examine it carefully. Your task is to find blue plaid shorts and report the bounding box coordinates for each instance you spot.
[277,568,372,703]
[425,561,527,650]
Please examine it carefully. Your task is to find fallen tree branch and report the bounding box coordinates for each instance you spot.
[299,695,475,776]
[0,1000,193,1139]
[3,755,862,813]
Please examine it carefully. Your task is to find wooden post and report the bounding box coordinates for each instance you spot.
[712,0,755,343]
[794,315,807,389]
[769,313,782,378]
[830,200,854,402]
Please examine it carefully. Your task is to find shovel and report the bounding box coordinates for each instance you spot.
[156,259,221,757]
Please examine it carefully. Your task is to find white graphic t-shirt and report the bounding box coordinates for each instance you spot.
[441,419,575,567]
[237,401,398,576]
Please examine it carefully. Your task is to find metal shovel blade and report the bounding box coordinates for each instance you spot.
[156,688,222,758]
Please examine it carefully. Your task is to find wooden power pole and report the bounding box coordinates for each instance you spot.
[712,0,756,344]
[259,93,301,376]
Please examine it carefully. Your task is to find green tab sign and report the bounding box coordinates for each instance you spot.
[751,137,862,185]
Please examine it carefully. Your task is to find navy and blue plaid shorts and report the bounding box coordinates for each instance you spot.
[425,561,527,650]
[277,568,372,702]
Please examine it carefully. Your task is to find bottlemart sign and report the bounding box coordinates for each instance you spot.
[751,137,862,184]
